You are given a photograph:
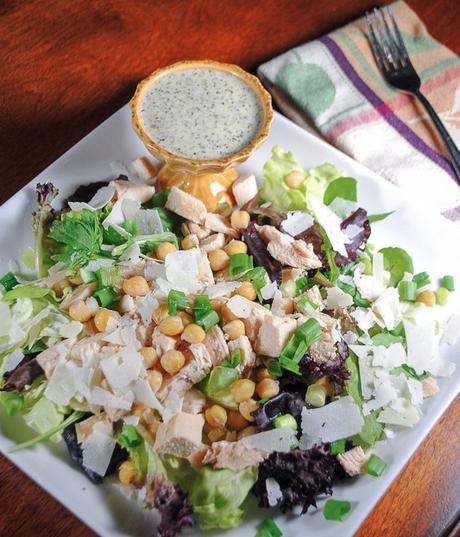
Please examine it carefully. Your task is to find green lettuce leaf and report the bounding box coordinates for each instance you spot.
[379,247,414,286]
[323,177,357,205]
[23,396,67,442]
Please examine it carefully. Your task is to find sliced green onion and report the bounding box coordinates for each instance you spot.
[267,360,283,377]
[278,357,300,375]
[196,309,219,331]
[118,424,142,448]
[229,253,253,276]
[122,218,138,235]
[255,517,283,537]
[354,291,370,307]
[93,286,117,307]
[436,287,449,306]
[305,384,326,407]
[168,289,189,315]
[94,266,121,288]
[323,499,352,521]
[296,318,323,345]
[193,294,212,321]
[3,392,24,416]
[337,281,355,296]
[0,272,18,291]
[273,413,297,430]
[240,266,266,282]
[9,411,85,453]
[295,276,309,294]
[329,439,346,455]
[398,280,417,302]
[279,280,297,298]
[412,271,431,288]
[442,275,455,291]
[363,454,387,477]
[296,295,318,314]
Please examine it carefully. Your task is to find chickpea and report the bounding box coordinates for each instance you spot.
[239,399,258,422]
[257,367,272,382]
[140,346,158,369]
[416,290,436,307]
[208,428,226,443]
[123,275,149,297]
[181,323,206,344]
[156,242,177,261]
[231,379,256,403]
[159,315,184,336]
[234,281,257,301]
[230,210,250,231]
[220,303,238,322]
[160,350,185,375]
[118,460,138,486]
[52,278,71,297]
[315,376,334,397]
[152,302,169,324]
[177,310,193,326]
[147,370,163,392]
[205,405,227,428]
[256,378,280,399]
[208,249,230,271]
[69,299,92,322]
[237,426,258,440]
[226,410,249,431]
[94,308,120,332]
[224,240,247,257]
[210,299,224,313]
[284,169,304,189]
[181,235,198,250]
[223,319,245,340]
[225,430,238,442]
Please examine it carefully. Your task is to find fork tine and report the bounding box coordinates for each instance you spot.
[372,8,395,69]
[387,7,411,65]
[380,7,402,67]
[366,12,388,74]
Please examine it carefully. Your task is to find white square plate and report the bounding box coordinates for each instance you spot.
[1,107,459,537]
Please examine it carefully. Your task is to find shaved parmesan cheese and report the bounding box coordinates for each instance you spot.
[101,350,143,390]
[164,249,201,293]
[265,478,283,507]
[406,378,423,406]
[377,400,421,427]
[81,421,116,476]
[372,287,401,330]
[403,309,437,375]
[68,201,94,212]
[354,273,385,301]
[162,390,184,423]
[59,321,83,339]
[135,209,163,235]
[205,281,241,299]
[241,427,296,453]
[363,382,398,415]
[351,308,377,331]
[120,243,142,262]
[442,313,460,346]
[372,252,384,280]
[122,198,141,221]
[260,281,278,300]
[328,197,358,219]
[90,387,134,410]
[45,361,85,405]
[133,379,163,413]
[88,185,116,209]
[325,287,353,309]
[119,295,136,313]
[144,261,167,281]
[281,211,313,237]
[102,200,125,226]
[343,224,362,239]
[135,293,158,325]
[371,343,406,369]
[308,194,350,257]
[300,396,364,449]
[4,348,24,373]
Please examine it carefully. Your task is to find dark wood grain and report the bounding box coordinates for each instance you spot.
[0,1,459,536]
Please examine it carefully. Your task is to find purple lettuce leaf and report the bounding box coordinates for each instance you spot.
[335,208,371,266]
[252,390,307,431]
[300,339,350,394]
[2,354,43,392]
[294,223,325,261]
[252,445,341,513]
[63,179,112,208]
[242,222,282,283]
[146,477,195,537]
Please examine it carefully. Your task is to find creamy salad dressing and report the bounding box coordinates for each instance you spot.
[139,68,264,160]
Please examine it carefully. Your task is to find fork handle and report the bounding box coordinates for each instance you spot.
[414,89,460,183]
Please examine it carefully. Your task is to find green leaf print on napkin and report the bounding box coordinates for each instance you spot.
[275,54,336,119]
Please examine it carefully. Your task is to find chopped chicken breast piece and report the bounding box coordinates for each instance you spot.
[166,186,207,224]
[256,315,297,357]
[308,313,339,364]
[232,173,258,208]
[226,295,271,343]
[152,327,177,355]
[257,225,322,269]
[36,339,76,378]
[229,336,256,376]
[182,222,211,240]
[204,213,238,238]
[337,446,367,476]
[182,388,206,415]
[110,179,156,203]
[200,233,226,253]
[422,377,440,398]
[61,282,97,310]
[201,440,266,471]
[154,412,205,457]
[203,326,229,366]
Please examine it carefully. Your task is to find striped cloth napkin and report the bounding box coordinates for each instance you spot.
[258,0,460,221]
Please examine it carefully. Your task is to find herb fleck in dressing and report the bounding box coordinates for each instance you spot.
[139,69,264,160]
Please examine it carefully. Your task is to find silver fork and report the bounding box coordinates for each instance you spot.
[367,7,460,183]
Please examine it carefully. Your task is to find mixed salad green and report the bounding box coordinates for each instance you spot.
[0,147,458,536]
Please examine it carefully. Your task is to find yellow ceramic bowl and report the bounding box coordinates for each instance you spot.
[130,60,273,212]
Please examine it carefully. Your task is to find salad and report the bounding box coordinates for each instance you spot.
[0,146,458,536]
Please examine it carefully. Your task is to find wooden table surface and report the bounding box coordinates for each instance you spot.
[1,0,459,536]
